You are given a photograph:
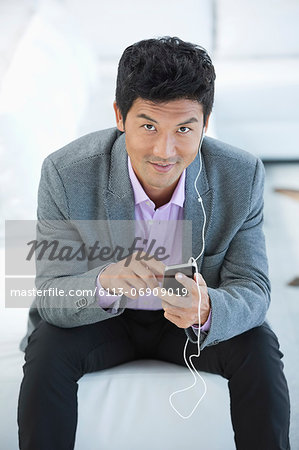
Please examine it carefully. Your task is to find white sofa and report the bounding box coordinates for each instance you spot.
[0,310,235,450]
[212,0,299,160]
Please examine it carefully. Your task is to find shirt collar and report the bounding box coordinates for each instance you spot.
[128,157,185,208]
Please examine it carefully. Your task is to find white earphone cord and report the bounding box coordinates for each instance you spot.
[169,130,207,419]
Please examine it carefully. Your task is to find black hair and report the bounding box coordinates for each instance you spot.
[115,36,216,126]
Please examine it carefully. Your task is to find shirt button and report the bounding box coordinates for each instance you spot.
[146,201,150,206]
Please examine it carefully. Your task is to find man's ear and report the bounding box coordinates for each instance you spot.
[204,113,211,133]
[113,101,125,132]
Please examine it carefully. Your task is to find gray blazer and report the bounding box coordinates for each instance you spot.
[20,128,270,351]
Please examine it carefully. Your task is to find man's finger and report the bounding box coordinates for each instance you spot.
[193,272,207,286]
[158,287,193,308]
[161,298,184,310]
[133,264,159,290]
[163,306,182,318]
[174,272,195,291]
[132,251,165,274]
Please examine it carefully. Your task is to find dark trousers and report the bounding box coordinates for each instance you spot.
[17,309,290,450]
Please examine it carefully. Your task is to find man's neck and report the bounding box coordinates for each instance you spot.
[143,181,179,209]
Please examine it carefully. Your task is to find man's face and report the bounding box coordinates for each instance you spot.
[113,97,207,203]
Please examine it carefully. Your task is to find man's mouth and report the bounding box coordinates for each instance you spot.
[149,161,176,173]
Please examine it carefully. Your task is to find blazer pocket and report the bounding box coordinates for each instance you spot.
[202,248,228,268]
[201,248,228,288]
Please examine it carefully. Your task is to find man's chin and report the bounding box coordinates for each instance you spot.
[146,175,180,190]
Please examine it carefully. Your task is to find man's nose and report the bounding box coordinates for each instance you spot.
[152,134,176,159]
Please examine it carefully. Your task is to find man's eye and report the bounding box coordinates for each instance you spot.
[178,127,190,134]
[144,124,156,131]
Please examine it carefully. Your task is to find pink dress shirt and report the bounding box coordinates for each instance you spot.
[96,157,211,333]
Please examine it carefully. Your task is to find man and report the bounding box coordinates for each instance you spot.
[18,37,290,449]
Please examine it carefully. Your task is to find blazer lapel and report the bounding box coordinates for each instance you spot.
[103,132,135,258]
[183,143,213,271]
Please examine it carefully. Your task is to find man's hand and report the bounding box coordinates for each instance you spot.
[99,251,165,299]
[157,272,211,328]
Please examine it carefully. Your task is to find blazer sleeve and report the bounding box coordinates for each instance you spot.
[34,156,126,328]
[185,158,271,349]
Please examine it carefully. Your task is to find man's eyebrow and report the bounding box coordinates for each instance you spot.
[177,117,198,126]
[136,113,158,124]
[136,114,199,126]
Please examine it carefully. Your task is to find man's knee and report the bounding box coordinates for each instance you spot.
[23,321,84,381]
[223,322,285,379]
